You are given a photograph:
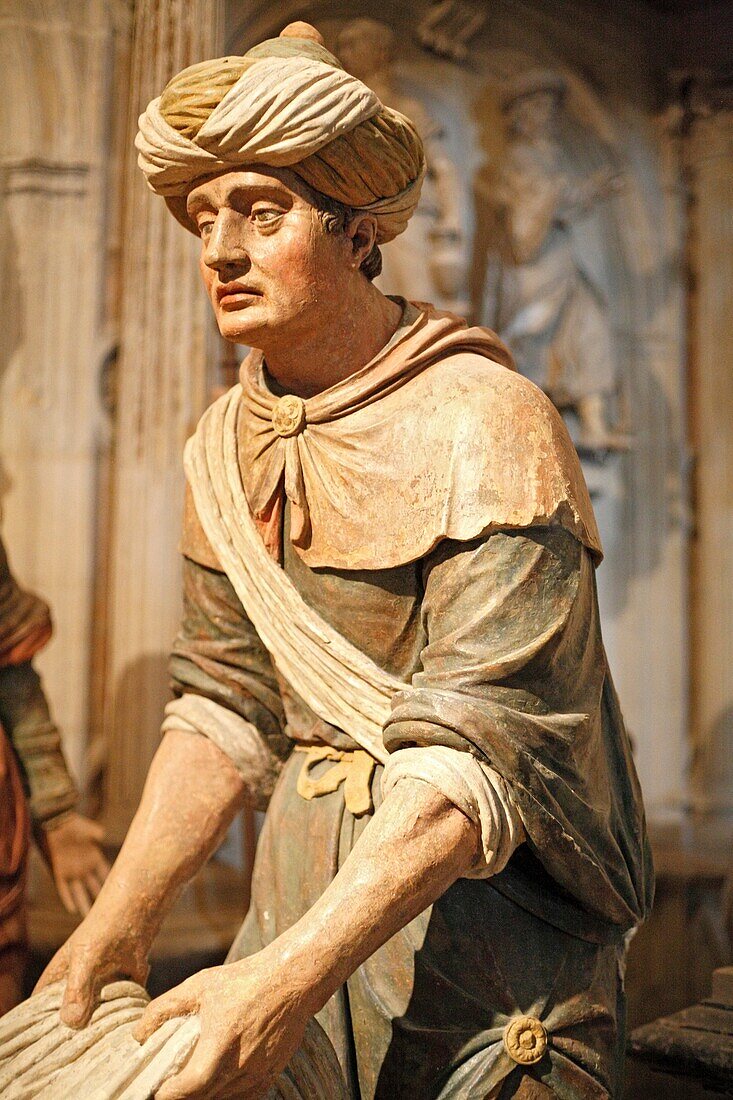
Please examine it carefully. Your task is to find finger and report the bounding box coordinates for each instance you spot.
[55,876,76,914]
[133,987,196,1045]
[155,1037,223,1100]
[60,958,99,1028]
[84,871,104,900]
[85,819,105,843]
[69,879,93,916]
[94,853,112,881]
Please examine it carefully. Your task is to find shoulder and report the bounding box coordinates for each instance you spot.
[181,388,242,572]
[405,354,602,562]
[416,353,566,444]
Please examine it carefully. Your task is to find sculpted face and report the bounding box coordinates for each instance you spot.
[187,168,355,347]
[337,20,393,82]
[507,90,559,139]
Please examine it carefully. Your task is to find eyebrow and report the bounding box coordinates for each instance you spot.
[187,183,294,217]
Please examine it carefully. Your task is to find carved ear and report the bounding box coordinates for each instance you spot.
[346,213,378,265]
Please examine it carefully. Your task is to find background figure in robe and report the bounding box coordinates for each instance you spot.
[0,535,109,1014]
[337,18,468,314]
[488,71,626,451]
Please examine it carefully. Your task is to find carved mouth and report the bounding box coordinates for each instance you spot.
[216,283,262,305]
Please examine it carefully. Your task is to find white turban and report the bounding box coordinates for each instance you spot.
[135,27,426,243]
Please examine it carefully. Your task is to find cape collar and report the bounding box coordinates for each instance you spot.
[229,300,600,570]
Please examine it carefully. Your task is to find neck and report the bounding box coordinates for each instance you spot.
[262,280,402,399]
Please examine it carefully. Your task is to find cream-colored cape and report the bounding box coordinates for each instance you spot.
[183,302,601,573]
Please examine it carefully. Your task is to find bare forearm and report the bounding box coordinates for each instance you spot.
[130,778,481,1094]
[263,778,479,1013]
[91,729,245,944]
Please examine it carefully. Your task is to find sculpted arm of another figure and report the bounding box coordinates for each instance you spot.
[0,535,110,916]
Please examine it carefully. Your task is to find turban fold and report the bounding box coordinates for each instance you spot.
[135,27,426,243]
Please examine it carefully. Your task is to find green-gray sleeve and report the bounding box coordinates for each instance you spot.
[0,662,78,825]
[383,525,651,932]
[169,556,289,759]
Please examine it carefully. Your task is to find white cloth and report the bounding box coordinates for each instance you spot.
[162,694,283,810]
[136,55,380,197]
[0,981,348,1099]
[382,746,525,878]
[0,981,199,1100]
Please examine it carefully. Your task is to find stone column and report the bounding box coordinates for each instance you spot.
[687,87,733,837]
[0,1,127,783]
[103,0,223,841]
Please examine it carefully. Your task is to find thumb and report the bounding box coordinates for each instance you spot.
[133,987,195,1045]
[60,959,98,1028]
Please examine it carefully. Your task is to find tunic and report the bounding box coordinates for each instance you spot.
[168,302,652,1098]
[170,524,651,1098]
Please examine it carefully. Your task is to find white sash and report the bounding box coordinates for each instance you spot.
[184,387,411,764]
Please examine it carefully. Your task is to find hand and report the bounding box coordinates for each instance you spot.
[37,812,111,915]
[133,949,313,1099]
[34,903,150,1028]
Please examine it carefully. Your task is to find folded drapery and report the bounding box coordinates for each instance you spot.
[0,980,348,1099]
[162,693,283,810]
[382,745,525,878]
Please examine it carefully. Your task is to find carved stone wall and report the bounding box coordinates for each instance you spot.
[101,0,224,842]
[0,0,131,784]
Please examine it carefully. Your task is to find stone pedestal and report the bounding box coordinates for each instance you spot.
[630,965,733,1094]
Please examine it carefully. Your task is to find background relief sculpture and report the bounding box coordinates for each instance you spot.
[416,0,488,63]
[337,18,469,315]
[481,70,629,453]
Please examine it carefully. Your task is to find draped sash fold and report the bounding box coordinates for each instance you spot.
[184,391,405,764]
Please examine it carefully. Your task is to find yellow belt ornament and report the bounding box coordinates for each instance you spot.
[295,746,377,817]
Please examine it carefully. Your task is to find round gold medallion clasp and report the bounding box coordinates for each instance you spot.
[503,1016,547,1065]
[271,394,306,437]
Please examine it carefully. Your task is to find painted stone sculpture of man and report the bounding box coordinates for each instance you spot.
[489,71,624,451]
[0,535,109,1014]
[38,22,652,1100]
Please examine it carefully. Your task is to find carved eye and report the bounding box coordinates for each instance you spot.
[251,208,281,225]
